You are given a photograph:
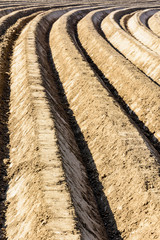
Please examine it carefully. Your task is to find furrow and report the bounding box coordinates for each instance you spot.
[126,9,160,55]
[0,6,29,18]
[77,9,160,146]
[138,8,158,25]
[31,8,108,240]
[0,4,22,8]
[0,7,50,96]
[0,5,52,39]
[148,10,160,36]
[50,9,160,240]
[101,8,160,85]
[7,9,107,240]
[0,10,44,240]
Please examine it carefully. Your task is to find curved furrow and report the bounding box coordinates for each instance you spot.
[50,9,160,240]
[119,12,134,30]
[7,10,80,240]
[101,8,160,85]
[119,8,158,30]
[148,11,160,36]
[35,8,108,240]
[0,6,52,95]
[0,6,28,18]
[0,4,50,16]
[0,8,47,239]
[0,8,44,240]
[138,8,159,25]
[0,2,53,14]
[0,2,97,35]
[0,4,23,8]
[126,9,160,55]
[7,8,108,240]
[0,5,53,40]
[77,9,160,145]
[0,2,160,240]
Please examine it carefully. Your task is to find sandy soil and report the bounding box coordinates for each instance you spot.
[0,1,159,240]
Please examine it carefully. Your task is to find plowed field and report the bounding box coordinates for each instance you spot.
[0,0,159,240]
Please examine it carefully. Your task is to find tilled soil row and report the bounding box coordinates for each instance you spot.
[7,8,108,240]
[8,10,80,240]
[32,8,108,239]
[77,9,160,145]
[148,10,160,36]
[0,4,23,8]
[139,8,158,25]
[50,9,160,240]
[0,0,159,5]
[0,9,46,240]
[0,5,54,39]
[88,8,160,150]
[0,6,29,18]
[102,8,160,85]
[126,9,160,55]
[0,6,51,97]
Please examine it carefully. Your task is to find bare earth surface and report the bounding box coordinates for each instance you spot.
[0,0,160,240]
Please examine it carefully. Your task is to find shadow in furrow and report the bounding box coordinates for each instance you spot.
[70,10,160,156]
[0,74,10,240]
[46,27,123,240]
[94,9,160,89]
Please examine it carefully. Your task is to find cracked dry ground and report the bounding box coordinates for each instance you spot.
[0,0,160,239]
